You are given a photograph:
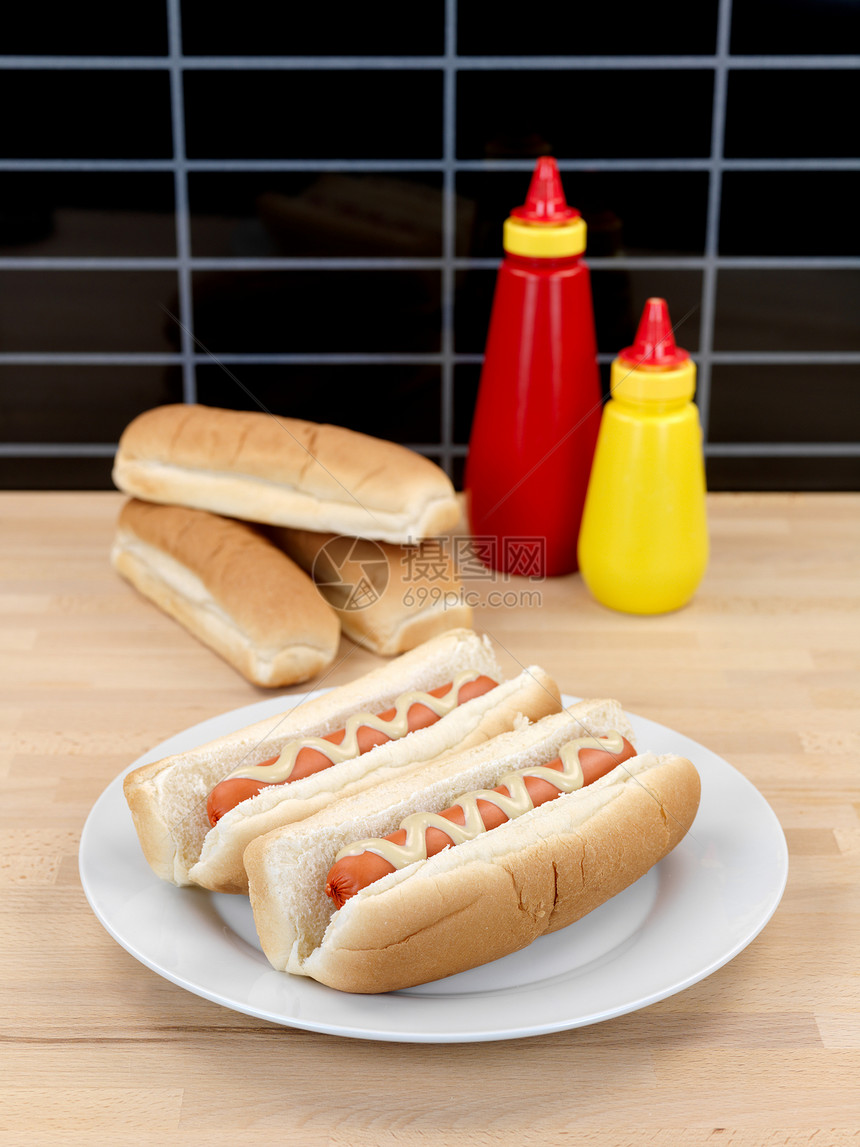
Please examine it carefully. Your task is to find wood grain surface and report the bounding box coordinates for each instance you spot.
[1,491,858,1146]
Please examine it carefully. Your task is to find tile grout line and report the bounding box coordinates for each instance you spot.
[1,256,859,270]
[1,158,858,172]
[3,351,860,365]
[1,54,858,69]
[439,0,458,479]
[696,0,734,441]
[2,442,859,459]
[166,0,196,404]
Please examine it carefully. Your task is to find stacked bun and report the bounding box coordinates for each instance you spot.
[111,404,468,686]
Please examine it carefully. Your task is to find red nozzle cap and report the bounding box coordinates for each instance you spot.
[510,156,579,224]
[619,297,690,369]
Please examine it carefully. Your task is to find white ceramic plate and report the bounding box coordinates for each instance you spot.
[80,692,788,1043]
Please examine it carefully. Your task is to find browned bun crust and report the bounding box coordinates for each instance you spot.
[249,751,699,994]
[267,527,472,656]
[111,499,340,688]
[112,404,460,542]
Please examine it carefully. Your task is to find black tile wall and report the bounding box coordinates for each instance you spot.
[458,0,719,55]
[714,270,860,353]
[457,70,715,159]
[0,457,117,490]
[0,172,176,257]
[730,0,860,55]
[0,71,173,159]
[720,171,860,257]
[453,364,481,446]
[181,0,445,56]
[706,456,860,491]
[0,271,180,353]
[196,364,442,443]
[0,7,858,493]
[709,365,860,444]
[4,1,169,56]
[183,71,444,159]
[725,70,860,160]
[0,365,182,441]
[188,171,445,258]
[191,270,441,353]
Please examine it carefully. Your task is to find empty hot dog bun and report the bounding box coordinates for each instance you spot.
[123,628,562,893]
[111,499,340,688]
[267,527,472,656]
[112,404,460,543]
[245,707,700,993]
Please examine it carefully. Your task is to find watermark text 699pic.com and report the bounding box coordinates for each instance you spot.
[311,535,546,613]
[401,536,545,611]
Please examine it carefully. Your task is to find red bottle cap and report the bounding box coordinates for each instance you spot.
[619,297,690,370]
[510,156,580,224]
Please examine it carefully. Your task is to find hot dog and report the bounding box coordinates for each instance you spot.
[123,629,563,894]
[324,733,637,907]
[245,702,699,993]
[206,673,498,826]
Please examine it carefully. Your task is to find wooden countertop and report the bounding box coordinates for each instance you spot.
[2,491,858,1145]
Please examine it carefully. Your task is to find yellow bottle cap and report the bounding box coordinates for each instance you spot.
[503,215,587,258]
[610,355,696,404]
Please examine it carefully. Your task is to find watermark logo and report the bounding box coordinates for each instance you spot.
[311,536,390,612]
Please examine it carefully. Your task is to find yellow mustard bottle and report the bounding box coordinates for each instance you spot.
[577,297,708,614]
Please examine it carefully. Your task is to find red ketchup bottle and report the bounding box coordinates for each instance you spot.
[465,157,601,577]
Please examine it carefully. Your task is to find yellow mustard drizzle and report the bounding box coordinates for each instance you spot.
[225,669,486,785]
[334,731,626,869]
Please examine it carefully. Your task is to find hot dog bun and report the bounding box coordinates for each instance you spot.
[111,499,340,688]
[123,629,562,893]
[112,404,460,543]
[244,705,699,994]
[267,527,472,656]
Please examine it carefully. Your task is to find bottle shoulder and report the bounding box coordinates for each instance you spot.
[603,397,701,424]
[498,254,589,283]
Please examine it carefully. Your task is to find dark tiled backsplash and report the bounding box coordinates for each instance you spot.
[188,172,447,259]
[0,70,173,159]
[4,1,169,56]
[457,0,720,55]
[708,365,860,444]
[0,1,858,492]
[724,70,860,160]
[180,0,446,57]
[456,70,715,160]
[0,364,181,443]
[184,71,445,161]
[714,271,860,353]
[719,171,860,258]
[196,364,443,445]
[0,172,177,257]
[191,270,443,354]
[0,271,180,354]
[730,0,860,54]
